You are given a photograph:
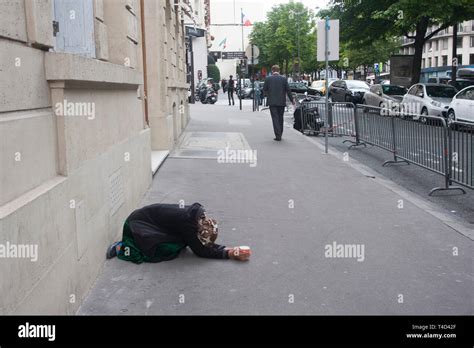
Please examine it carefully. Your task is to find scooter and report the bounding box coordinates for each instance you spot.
[200,86,218,104]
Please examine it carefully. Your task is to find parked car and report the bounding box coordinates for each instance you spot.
[236,78,251,98]
[288,82,308,94]
[308,79,337,96]
[362,84,407,109]
[449,78,474,91]
[328,79,369,104]
[447,86,474,123]
[237,79,264,99]
[427,77,450,84]
[400,83,458,122]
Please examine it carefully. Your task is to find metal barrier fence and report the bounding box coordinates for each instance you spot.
[298,100,356,137]
[449,122,474,189]
[299,100,473,195]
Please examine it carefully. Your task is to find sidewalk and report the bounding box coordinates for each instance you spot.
[78,101,472,315]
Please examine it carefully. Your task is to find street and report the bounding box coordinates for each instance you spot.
[292,102,474,225]
[78,101,473,315]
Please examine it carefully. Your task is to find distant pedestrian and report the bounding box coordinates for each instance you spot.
[228,75,235,105]
[263,65,295,141]
[221,78,228,93]
[254,78,262,106]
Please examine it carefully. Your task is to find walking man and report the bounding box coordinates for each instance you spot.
[263,65,295,141]
[228,75,235,106]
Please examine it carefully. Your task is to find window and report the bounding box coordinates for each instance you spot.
[470,54,474,65]
[442,38,448,49]
[456,54,463,65]
[434,57,438,67]
[408,85,418,95]
[422,59,425,68]
[442,55,448,66]
[415,85,424,98]
[434,40,438,51]
[54,0,96,58]
[423,44,426,53]
[426,85,457,98]
[457,37,463,48]
[465,89,474,100]
[470,36,474,47]
[427,58,432,68]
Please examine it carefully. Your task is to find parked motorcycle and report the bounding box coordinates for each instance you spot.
[200,86,218,104]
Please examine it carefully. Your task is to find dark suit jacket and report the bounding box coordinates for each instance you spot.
[263,74,293,107]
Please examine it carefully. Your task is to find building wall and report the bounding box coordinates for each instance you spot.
[145,0,190,150]
[0,0,189,314]
[193,36,208,83]
[400,20,474,79]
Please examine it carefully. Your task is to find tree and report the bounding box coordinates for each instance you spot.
[320,0,474,84]
[250,2,315,76]
[207,64,220,82]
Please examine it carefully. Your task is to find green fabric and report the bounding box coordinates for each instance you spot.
[117,220,186,264]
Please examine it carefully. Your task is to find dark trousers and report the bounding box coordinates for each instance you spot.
[228,89,235,105]
[269,106,285,139]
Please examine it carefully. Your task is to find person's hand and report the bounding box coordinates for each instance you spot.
[227,247,251,261]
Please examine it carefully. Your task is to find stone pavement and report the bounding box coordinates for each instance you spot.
[78,100,473,315]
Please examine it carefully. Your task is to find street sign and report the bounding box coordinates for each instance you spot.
[210,51,222,60]
[245,44,260,60]
[222,51,245,59]
[185,26,205,37]
[317,19,339,61]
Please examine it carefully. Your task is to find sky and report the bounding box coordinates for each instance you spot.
[211,0,329,25]
[209,0,329,52]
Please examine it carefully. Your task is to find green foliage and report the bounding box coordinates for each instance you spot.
[207,64,220,82]
[250,2,315,75]
[320,0,474,83]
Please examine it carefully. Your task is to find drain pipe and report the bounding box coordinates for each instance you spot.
[140,0,149,126]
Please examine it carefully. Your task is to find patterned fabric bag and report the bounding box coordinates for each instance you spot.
[197,214,219,246]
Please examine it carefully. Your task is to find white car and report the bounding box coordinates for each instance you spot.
[447,86,474,123]
[400,83,457,122]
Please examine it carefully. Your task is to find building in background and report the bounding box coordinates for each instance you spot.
[0,0,190,314]
[400,20,474,82]
[184,0,211,100]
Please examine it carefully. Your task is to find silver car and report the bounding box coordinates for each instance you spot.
[400,83,458,122]
[362,84,407,109]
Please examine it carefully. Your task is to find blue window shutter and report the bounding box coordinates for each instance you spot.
[54,0,96,58]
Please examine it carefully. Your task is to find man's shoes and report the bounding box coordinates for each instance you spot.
[106,241,122,259]
[273,137,282,141]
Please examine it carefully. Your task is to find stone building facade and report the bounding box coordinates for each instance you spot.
[0,0,191,314]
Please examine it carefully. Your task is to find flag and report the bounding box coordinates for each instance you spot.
[218,38,227,49]
[241,11,252,26]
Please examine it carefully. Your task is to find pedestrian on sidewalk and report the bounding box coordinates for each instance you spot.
[263,65,295,141]
[106,202,251,263]
[227,75,235,105]
[254,77,262,107]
